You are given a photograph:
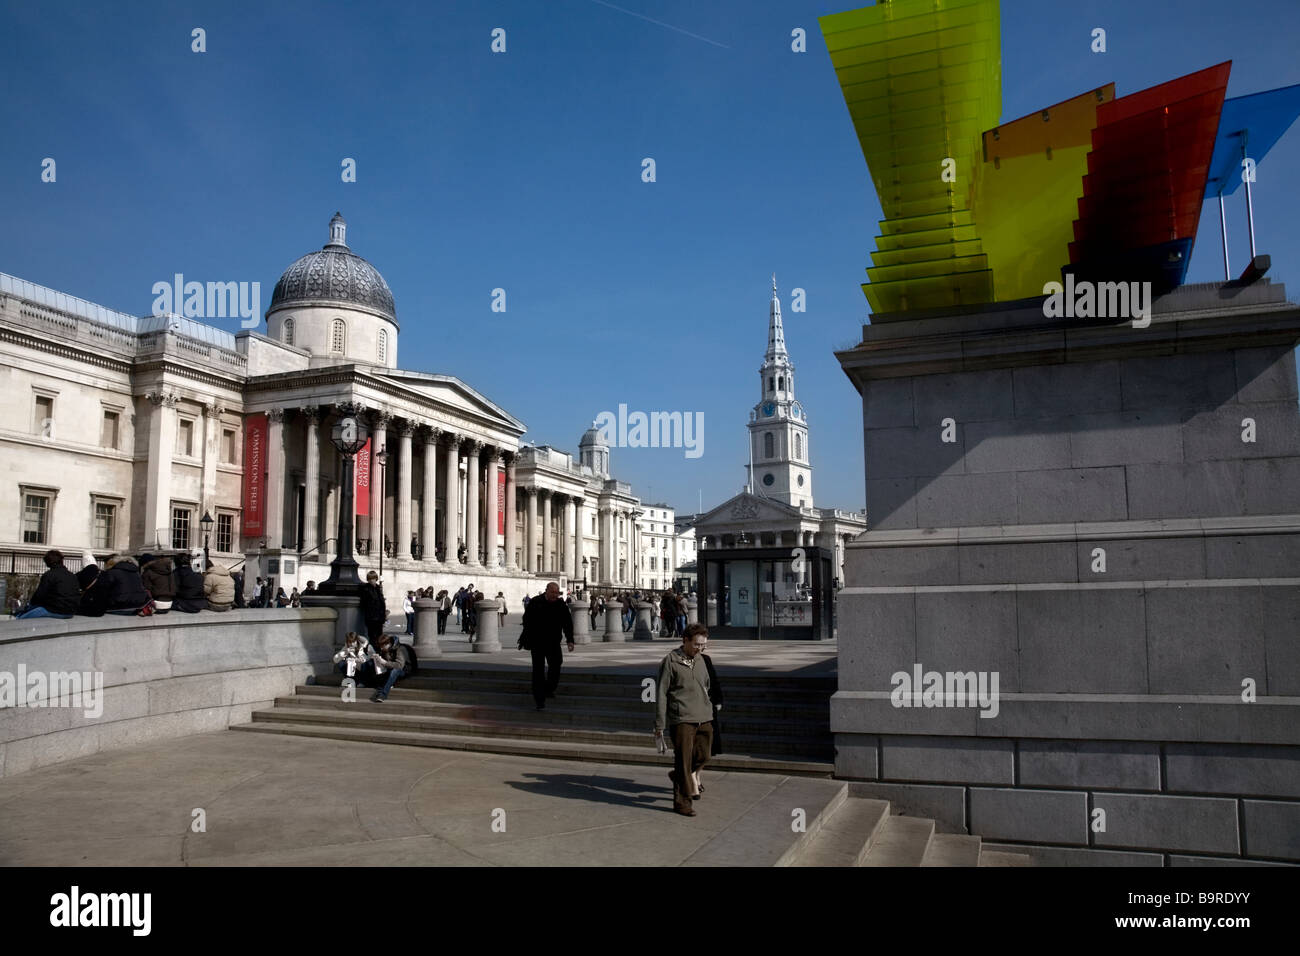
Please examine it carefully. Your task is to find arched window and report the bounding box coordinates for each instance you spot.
[796,433,802,459]
[764,432,774,458]
[330,318,346,353]
[378,329,388,363]
[778,375,784,391]
[768,377,774,393]
[283,316,295,346]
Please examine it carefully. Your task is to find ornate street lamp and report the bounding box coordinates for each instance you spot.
[200,511,214,568]
[317,411,369,595]
[582,556,588,594]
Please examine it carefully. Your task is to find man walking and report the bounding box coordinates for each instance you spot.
[655,623,713,817]
[519,581,574,711]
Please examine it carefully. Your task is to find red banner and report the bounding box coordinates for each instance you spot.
[355,438,371,517]
[242,413,267,535]
[497,470,506,535]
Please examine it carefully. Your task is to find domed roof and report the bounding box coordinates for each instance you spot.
[580,421,610,448]
[269,213,396,324]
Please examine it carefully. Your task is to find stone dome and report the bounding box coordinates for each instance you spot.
[580,421,609,448]
[269,213,396,325]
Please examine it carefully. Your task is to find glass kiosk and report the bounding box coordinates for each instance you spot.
[698,545,834,640]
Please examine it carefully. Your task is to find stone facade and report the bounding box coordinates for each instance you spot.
[834,280,1300,864]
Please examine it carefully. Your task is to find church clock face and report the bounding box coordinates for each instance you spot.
[762,473,775,486]
[762,402,776,417]
[791,402,803,419]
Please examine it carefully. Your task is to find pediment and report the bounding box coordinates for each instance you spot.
[694,491,801,530]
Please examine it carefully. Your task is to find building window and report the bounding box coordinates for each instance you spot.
[101,410,120,449]
[283,317,295,346]
[330,318,346,353]
[591,515,597,534]
[216,513,234,553]
[619,559,626,580]
[378,329,388,363]
[764,432,774,458]
[795,433,802,459]
[22,493,51,544]
[171,507,191,550]
[94,501,116,550]
[222,428,237,464]
[178,418,195,458]
[33,394,54,437]
[650,556,657,570]
[778,375,784,391]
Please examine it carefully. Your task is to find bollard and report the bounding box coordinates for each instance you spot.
[571,602,591,644]
[706,596,718,627]
[413,597,441,658]
[686,596,698,626]
[473,598,502,652]
[633,601,655,641]
[604,604,626,642]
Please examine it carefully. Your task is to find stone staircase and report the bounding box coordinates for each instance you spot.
[233,665,1030,866]
[236,665,836,775]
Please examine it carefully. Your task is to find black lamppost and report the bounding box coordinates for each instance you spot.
[375,446,389,579]
[200,511,214,567]
[317,412,369,595]
[582,556,588,594]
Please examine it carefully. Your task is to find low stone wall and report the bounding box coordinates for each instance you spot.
[0,609,337,778]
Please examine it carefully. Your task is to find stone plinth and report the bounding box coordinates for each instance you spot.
[686,597,698,626]
[472,599,502,652]
[604,605,626,642]
[413,598,441,658]
[834,280,1300,864]
[633,601,655,641]
[571,604,591,644]
[705,597,718,627]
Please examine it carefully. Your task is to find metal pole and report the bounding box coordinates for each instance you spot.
[1219,192,1231,281]
[379,457,385,579]
[1244,177,1257,260]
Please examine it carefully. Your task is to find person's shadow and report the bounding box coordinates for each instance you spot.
[506,772,676,813]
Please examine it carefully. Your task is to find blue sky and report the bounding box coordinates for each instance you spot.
[4,0,1299,517]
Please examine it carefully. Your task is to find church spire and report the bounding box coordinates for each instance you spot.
[766,274,788,362]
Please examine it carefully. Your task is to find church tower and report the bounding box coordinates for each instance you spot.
[747,276,813,508]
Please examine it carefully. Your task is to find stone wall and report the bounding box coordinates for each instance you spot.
[0,608,336,778]
[834,281,1300,865]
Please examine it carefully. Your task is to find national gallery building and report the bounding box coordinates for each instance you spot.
[0,214,664,603]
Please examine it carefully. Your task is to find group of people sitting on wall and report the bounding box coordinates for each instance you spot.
[12,549,243,619]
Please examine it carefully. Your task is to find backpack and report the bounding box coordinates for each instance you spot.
[403,642,419,676]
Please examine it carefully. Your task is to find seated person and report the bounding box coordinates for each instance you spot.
[76,563,108,617]
[364,634,415,704]
[17,550,81,619]
[172,562,207,613]
[203,561,235,611]
[100,554,151,615]
[332,631,373,689]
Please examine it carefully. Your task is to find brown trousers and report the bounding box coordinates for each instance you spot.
[671,721,713,811]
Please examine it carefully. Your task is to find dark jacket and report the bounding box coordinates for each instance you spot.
[173,564,207,612]
[359,583,387,626]
[141,556,177,601]
[521,594,573,648]
[702,653,724,756]
[77,567,108,617]
[101,558,150,612]
[30,564,81,615]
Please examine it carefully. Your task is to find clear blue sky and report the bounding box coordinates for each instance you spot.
[4,0,1299,517]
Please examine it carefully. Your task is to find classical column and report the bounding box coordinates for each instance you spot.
[144,391,179,549]
[464,439,482,567]
[484,449,500,569]
[369,411,390,551]
[395,421,415,559]
[201,400,223,521]
[563,495,575,581]
[541,490,553,574]
[266,408,288,549]
[573,498,585,582]
[421,427,439,562]
[301,406,321,554]
[599,507,613,584]
[525,487,538,573]
[441,432,459,562]
[503,452,519,571]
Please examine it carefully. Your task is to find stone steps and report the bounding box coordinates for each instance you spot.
[233,720,835,776]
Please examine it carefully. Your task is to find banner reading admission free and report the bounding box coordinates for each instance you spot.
[242,413,267,535]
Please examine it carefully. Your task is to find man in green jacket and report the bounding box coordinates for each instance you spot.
[655,622,713,816]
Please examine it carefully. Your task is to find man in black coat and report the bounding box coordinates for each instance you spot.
[100,555,150,615]
[172,562,207,613]
[17,550,80,619]
[518,581,574,710]
[358,570,388,640]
